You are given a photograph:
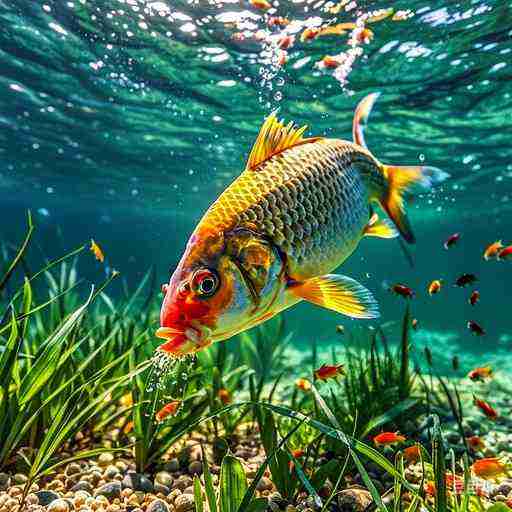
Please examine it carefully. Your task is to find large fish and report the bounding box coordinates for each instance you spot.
[157,94,447,356]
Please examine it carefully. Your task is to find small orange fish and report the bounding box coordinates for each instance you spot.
[444,232,460,249]
[277,35,294,50]
[155,400,182,422]
[428,279,442,295]
[498,245,512,261]
[123,420,134,434]
[403,444,421,463]
[277,50,288,66]
[424,481,436,495]
[354,27,374,44]
[483,240,503,260]
[249,0,272,10]
[320,55,343,69]
[474,396,498,420]
[469,290,480,306]
[455,273,477,287]
[467,435,485,451]
[90,239,105,263]
[314,363,345,381]
[468,366,492,382]
[390,283,414,299]
[267,16,289,27]
[411,318,419,330]
[231,32,246,42]
[292,449,305,458]
[471,458,508,479]
[373,431,406,447]
[295,378,311,391]
[300,27,321,42]
[467,320,485,336]
[218,388,231,405]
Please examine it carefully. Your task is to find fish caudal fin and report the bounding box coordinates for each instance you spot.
[289,274,380,319]
[364,212,399,239]
[381,164,448,243]
[352,92,380,149]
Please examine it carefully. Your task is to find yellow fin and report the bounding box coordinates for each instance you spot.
[289,274,379,319]
[352,92,380,148]
[246,112,318,171]
[364,213,399,239]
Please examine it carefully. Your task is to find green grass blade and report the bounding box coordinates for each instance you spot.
[202,445,218,512]
[194,476,204,512]
[219,454,247,512]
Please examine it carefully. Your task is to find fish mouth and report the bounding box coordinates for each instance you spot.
[155,323,212,356]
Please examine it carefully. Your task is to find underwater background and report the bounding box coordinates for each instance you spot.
[1,0,511,371]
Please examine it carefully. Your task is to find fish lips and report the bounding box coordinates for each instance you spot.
[155,325,212,356]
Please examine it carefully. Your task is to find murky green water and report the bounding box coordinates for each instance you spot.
[1,0,511,369]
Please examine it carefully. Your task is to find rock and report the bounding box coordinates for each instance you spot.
[122,472,154,493]
[154,483,171,495]
[98,453,114,466]
[47,499,71,512]
[13,473,28,484]
[104,465,120,479]
[495,494,508,502]
[174,493,195,512]
[164,459,180,472]
[256,477,272,492]
[188,461,202,475]
[94,481,122,500]
[65,463,82,476]
[154,471,173,488]
[337,487,373,512]
[0,473,10,491]
[147,499,170,512]
[174,475,193,491]
[70,481,93,493]
[497,483,512,496]
[35,490,60,506]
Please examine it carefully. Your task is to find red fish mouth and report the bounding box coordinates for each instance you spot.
[155,324,212,356]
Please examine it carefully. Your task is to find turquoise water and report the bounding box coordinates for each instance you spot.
[1,0,511,365]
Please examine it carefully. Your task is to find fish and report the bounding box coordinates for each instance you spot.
[455,273,477,287]
[403,444,421,463]
[277,51,288,67]
[267,16,290,28]
[498,245,512,261]
[483,240,503,260]
[468,366,492,382]
[218,388,232,405]
[390,284,414,299]
[157,93,447,356]
[335,324,345,334]
[314,363,345,380]
[155,400,182,422]
[291,449,305,458]
[428,279,442,295]
[411,318,419,330]
[249,0,272,10]
[474,396,498,420]
[277,35,294,50]
[467,320,485,336]
[90,239,105,263]
[471,458,508,479]
[466,435,485,451]
[444,233,460,249]
[373,431,406,447]
[295,378,311,391]
[300,27,321,42]
[320,55,343,69]
[354,27,374,44]
[469,290,480,306]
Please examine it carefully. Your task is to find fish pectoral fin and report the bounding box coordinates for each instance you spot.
[364,213,399,239]
[288,274,380,319]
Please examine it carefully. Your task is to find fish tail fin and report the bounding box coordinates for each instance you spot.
[352,92,380,149]
[380,165,449,243]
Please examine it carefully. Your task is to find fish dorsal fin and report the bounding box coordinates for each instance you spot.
[246,111,318,171]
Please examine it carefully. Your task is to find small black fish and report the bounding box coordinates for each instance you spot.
[455,273,477,287]
[467,320,485,336]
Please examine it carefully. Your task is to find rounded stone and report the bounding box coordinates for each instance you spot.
[154,471,173,488]
[122,472,154,493]
[337,488,373,512]
[104,465,120,479]
[154,483,170,496]
[256,477,272,492]
[188,461,202,475]
[147,499,170,512]
[0,473,10,491]
[70,481,93,493]
[65,463,81,477]
[94,481,122,500]
[174,494,195,512]
[98,453,114,466]
[13,473,28,484]
[164,459,180,472]
[47,499,71,512]
[35,490,60,506]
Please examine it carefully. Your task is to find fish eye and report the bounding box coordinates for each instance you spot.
[193,269,219,297]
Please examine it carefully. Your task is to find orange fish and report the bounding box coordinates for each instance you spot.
[292,449,304,458]
[411,318,419,330]
[277,35,294,50]
[295,378,311,391]
[468,366,492,382]
[277,51,288,67]
[483,240,503,260]
[90,239,105,263]
[267,16,289,27]
[444,232,460,249]
[469,290,480,306]
[373,431,406,447]
[300,27,321,42]
[424,481,436,495]
[155,400,182,422]
[467,435,485,451]
[123,420,134,434]
[474,396,498,420]
[390,284,414,299]
[354,27,374,44]
[314,364,345,381]
[156,94,446,356]
[471,458,508,479]
[467,320,485,336]
[249,0,272,10]
[498,245,512,261]
[403,444,421,463]
[320,55,343,69]
[428,279,442,295]
[218,388,232,405]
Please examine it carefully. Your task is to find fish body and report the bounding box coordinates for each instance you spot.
[444,233,460,249]
[295,378,311,391]
[428,279,442,295]
[373,431,406,447]
[155,400,182,422]
[467,435,485,451]
[469,290,480,306]
[471,458,507,479]
[157,94,447,356]
[474,396,497,420]
[483,240,503,260]
[498,245,512,261]
[217,388,231,405]
[455,273,477,287]
[468,366,492,382]
[391,283,414,299]
[314,363,345,380]
[467,320,485,336]
[90,239,105,263]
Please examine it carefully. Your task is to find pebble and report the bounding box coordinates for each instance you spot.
[94,481,122,500]
[0,474,10,491]
[70,481,93,493]
[35,490,60,506]
[122,472,154,493]
[256,477,272,492]
[164,459,180,472]
[13,474,27,484]
[153,483,171,496]
[47,498,71,512]
[337,487,373,512]
[98,453,114,466]
[147,499,170,512]
[65,463,81,477]
[188,461,202,475]
[104,465,120,479]
[154,471,173,488]
[174,493,195,512]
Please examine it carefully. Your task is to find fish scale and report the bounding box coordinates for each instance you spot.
[198,138,380,280]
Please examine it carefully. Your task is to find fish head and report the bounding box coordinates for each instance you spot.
[157,227,285,357]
